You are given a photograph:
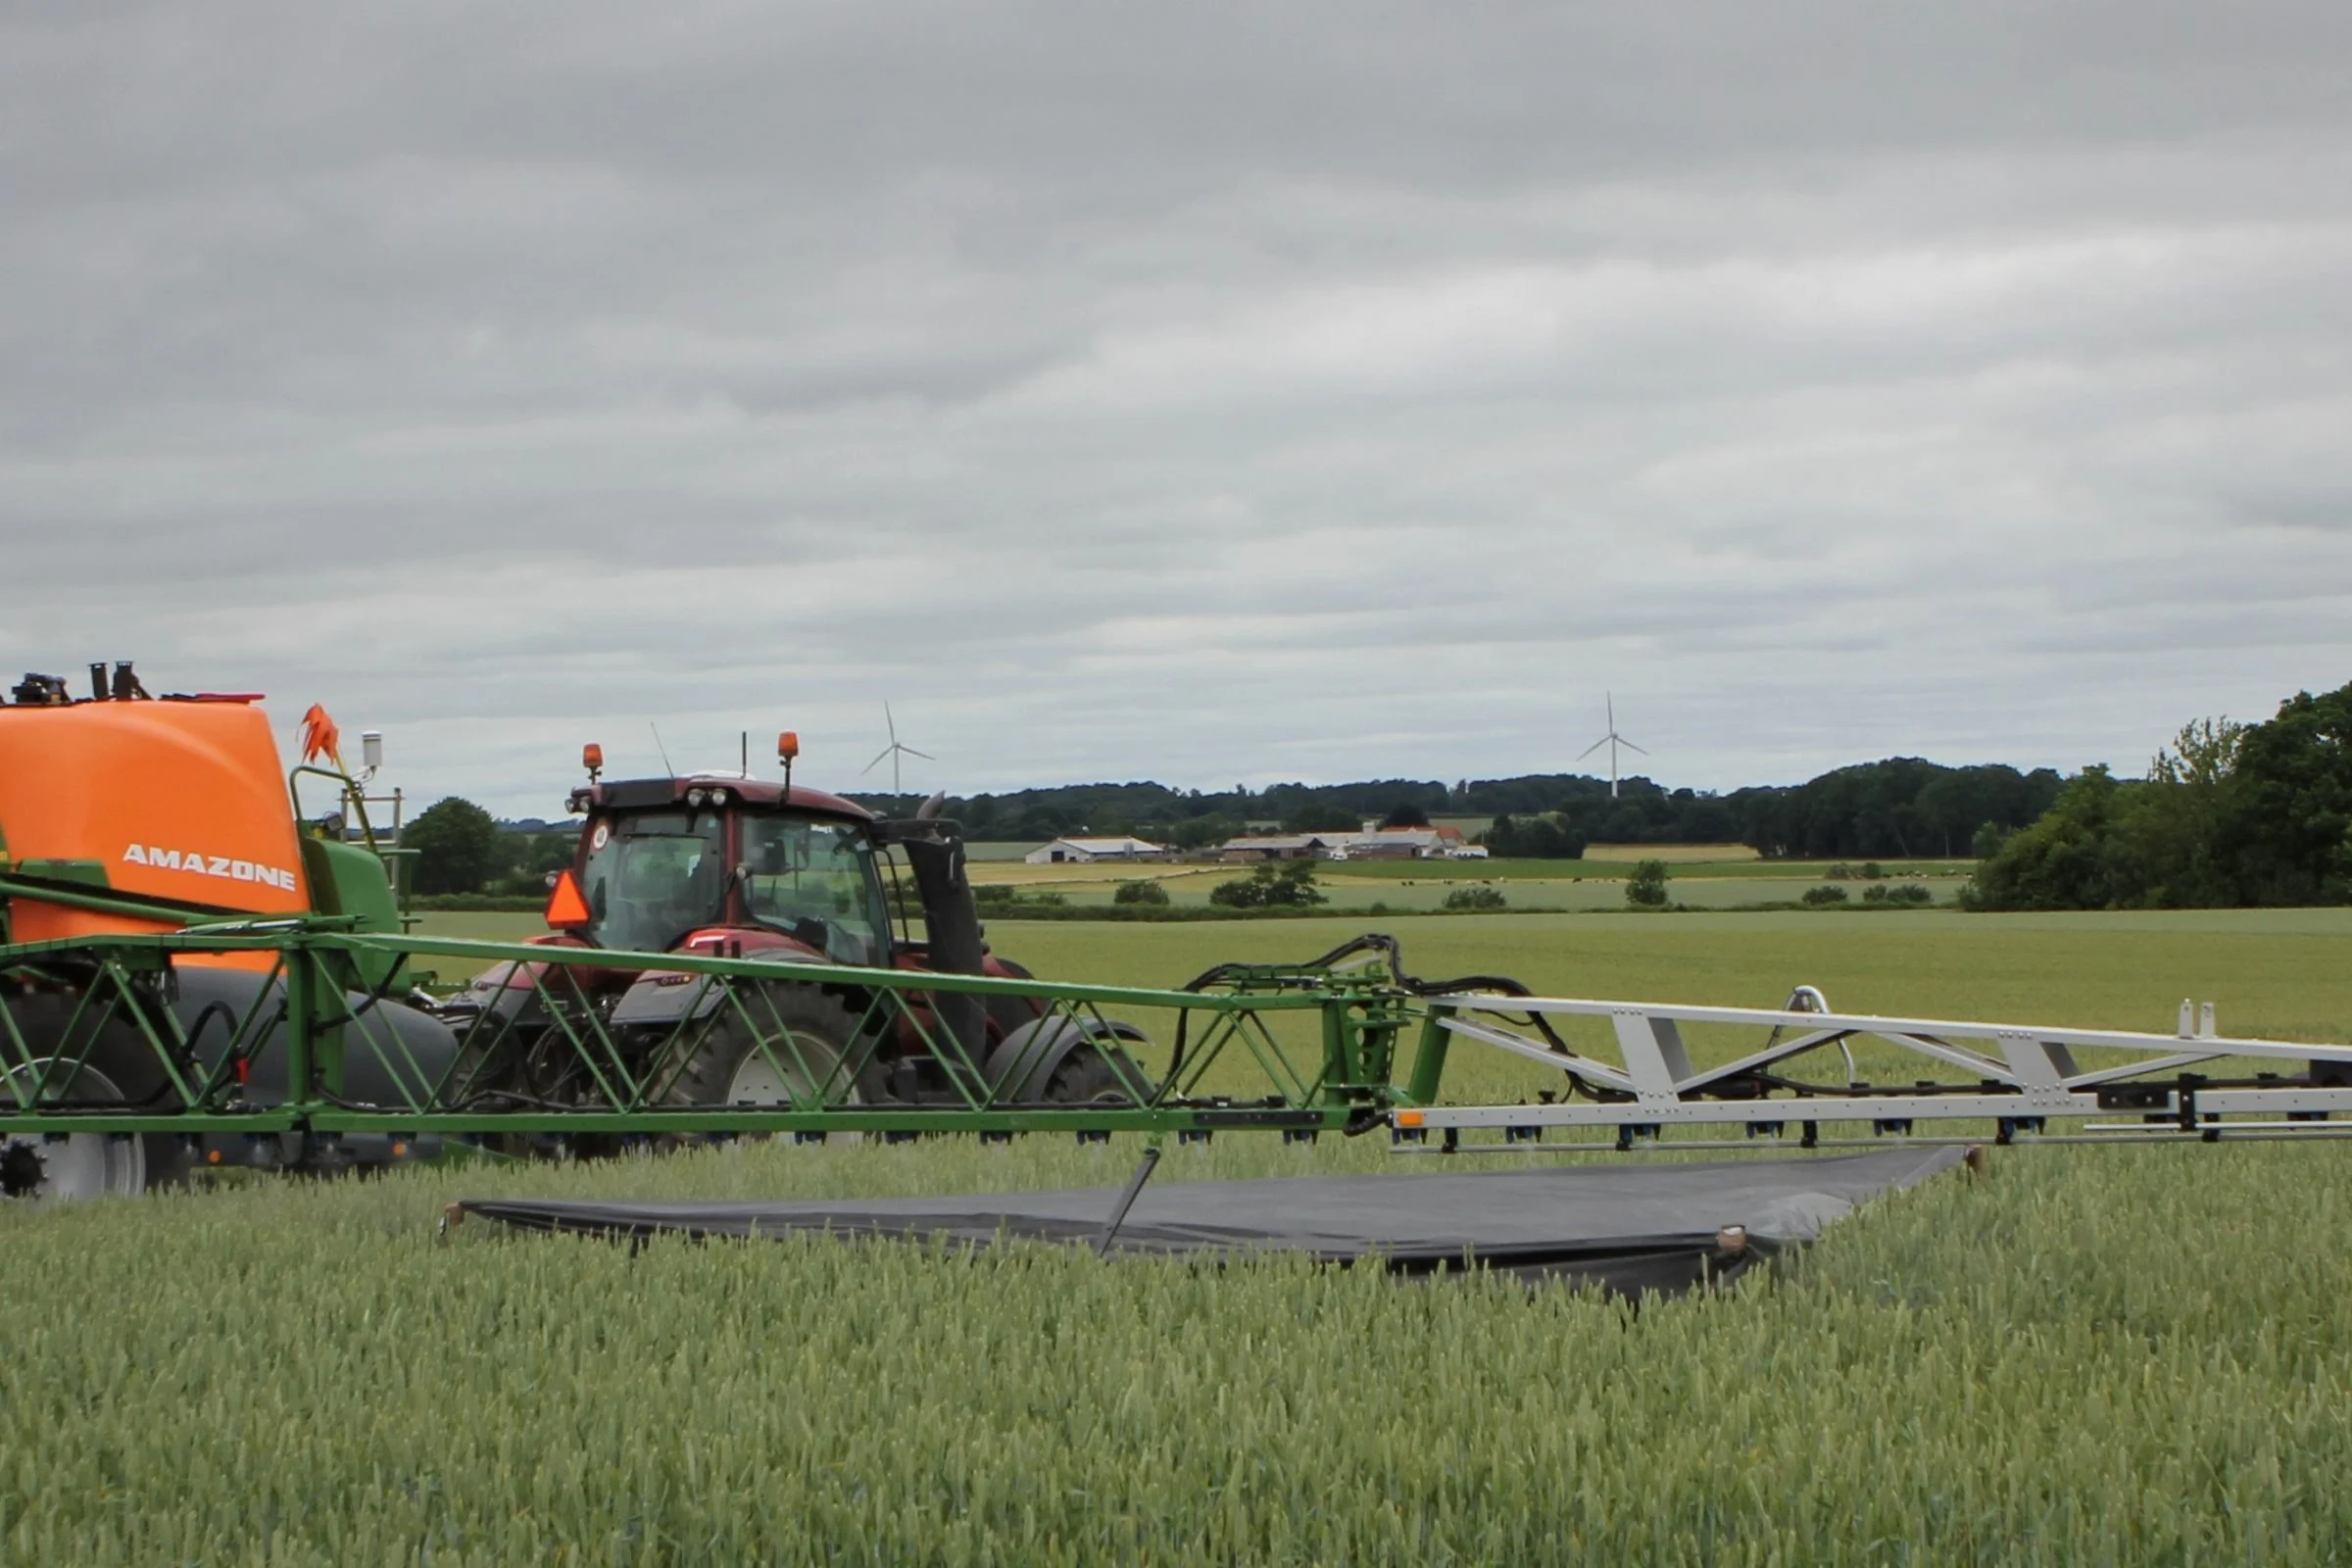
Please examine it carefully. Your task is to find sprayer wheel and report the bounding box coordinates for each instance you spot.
[440,1019,555,1159]
[1044,1043,1147,1106]
[0,992,190,1199]
[663,985,864,1141]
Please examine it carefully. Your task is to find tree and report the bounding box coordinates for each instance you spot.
[2223,685,2352,905]
[2127,717,2245,907]
[1598,803,1651,844]
[1282,802,1361,834]
[1380,802,1432,829]
[1165,813,1242,851]
[1486,813,1587,859]
[1966,681,2352,911]
[403,797,503,895]
[1731,759,2061,859]
[1682,798,1739,842]
[1209,860,1326,908]
[491,828,580,896]
[1625,859,1670,908]
[1010,807,1072,841]
[1964,767,2144,910]
[1112,879,1170,906]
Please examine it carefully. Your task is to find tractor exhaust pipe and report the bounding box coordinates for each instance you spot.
[895,824,988,1074]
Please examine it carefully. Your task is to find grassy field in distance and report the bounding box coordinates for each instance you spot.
[1317,855,1972,881]
[959,841,1040,861]
[6,907,2352,1558]
[961,859,1224,886]
[954,852,1973,914]
[1580,840,1760,861]
[965,846,1953,880]
[995,908,2352,1055]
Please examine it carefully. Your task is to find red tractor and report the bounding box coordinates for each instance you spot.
[449,736,1144,1141]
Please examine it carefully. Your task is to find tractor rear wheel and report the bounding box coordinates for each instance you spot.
[662,986,864,1141]
[983,956,1048,1043]
[0,992,191,1200]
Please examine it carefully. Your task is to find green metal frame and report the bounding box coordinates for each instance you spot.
[0,906,1443,1145]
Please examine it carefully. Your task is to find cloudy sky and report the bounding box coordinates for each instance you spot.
[5,3,2347,816]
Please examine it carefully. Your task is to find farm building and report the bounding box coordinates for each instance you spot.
[1215,826,1470,862]
[1216,834,1342,862]
[1023,836,1169,864]
[1336,826,1466,860]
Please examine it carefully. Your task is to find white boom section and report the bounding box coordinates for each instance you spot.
[1410,991,2352,1144]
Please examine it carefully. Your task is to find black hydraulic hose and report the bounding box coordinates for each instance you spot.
[181,1001,236,1055]
[316,1087,583,1114]
[1303,933,1586,1066]
[1164,931,1601,1100]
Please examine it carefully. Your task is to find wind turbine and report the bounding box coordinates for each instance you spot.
[1578,694,1647,799]
[862,702,934,794]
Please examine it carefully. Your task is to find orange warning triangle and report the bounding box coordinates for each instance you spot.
[544,868,592,930]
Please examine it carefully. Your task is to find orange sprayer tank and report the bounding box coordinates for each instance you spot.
[0,699,310,950]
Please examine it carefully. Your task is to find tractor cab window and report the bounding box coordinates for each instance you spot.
[579,810,726,953]
[740,816,888,966]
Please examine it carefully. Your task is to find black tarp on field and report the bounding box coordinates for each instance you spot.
[462,1146,1969,1296]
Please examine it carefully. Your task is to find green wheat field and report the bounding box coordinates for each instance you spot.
[5,909,2351,1563]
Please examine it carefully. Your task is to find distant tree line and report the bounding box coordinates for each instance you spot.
[850,778,1472,851]
[1506,759,2062,860]
[1726,760,2065,860]
[849,760,2063,861]
[1967,679,2352,910]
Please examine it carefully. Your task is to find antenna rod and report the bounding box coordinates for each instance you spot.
[650,722,675,778]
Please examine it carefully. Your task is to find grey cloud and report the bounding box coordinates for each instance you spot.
[2,2,2349,815]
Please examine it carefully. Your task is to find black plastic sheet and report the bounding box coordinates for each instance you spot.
[463,1145,1967,1295]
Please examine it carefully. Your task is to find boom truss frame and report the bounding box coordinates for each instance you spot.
[5,902,2351,1155]
[0,919,1412,1144]
[1401,992,2352,1149]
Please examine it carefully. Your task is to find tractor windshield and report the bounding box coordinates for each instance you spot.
[579,810,726,953]
[740,815,889,966]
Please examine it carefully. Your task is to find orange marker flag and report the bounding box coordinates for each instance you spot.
[300,704,343,768]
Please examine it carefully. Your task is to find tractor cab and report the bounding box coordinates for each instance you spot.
[557,771,894,966]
